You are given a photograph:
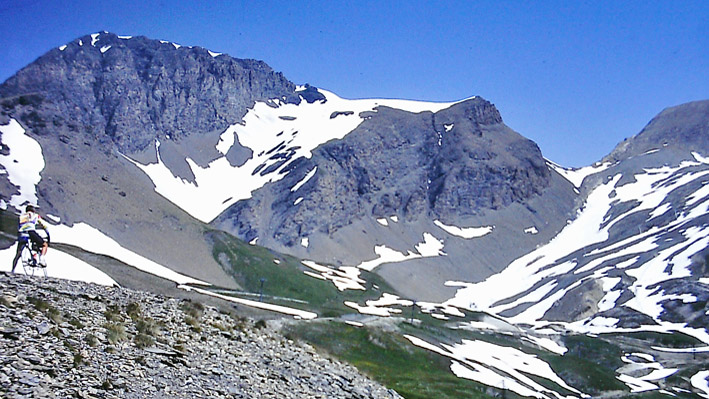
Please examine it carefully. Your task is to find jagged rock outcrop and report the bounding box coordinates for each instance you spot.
[216,97,552,247]
[0,32,325,287]
[0,32,322,155]
[0,273,402,399]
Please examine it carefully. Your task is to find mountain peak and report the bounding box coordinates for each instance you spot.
[0,32,302,154]
[606,99,709,162]
[452,96,503,125]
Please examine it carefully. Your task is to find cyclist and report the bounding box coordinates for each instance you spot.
[11,205,50,273]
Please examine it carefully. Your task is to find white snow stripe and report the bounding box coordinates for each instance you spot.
[0,119,45,211]
[51,223,209,286]
[434,220,492,239]
[291,167,317,192]
[185,286,317,320]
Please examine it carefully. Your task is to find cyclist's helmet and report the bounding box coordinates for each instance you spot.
[26,205,36,213]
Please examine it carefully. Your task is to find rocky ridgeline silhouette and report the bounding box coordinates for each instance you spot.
[0,273,401,399]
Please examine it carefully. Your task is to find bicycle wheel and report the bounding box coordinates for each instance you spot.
[20,246,36,276]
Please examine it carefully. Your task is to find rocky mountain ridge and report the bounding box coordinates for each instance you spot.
[0,273,401,399]
[216,97,552,244]
[0,31,579,302]
[606,100,709,164]
[0,32,321,156]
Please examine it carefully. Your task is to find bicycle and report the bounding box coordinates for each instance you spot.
[18,235,49,277]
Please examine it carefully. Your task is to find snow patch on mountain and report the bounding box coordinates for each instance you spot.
[125,89,464,222]
[344,293,413,317]
[300,231,446,295]
[0,245,117,286]
[357,233,445,271]
[446,156,709,343]
[691,371,709,398]
[434,220,493,239]
[524,226,539,234]
[51,223,208,286]
[617,353,678,393]
[301,260,366,291]
[185,286,317,320]
[0,119,45,210]
[522,335,568,355]
[291,166,317,192]
[547,159,612,188]
[404,335,585,399]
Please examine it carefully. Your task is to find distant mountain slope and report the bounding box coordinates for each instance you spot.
[606,100,709,163]
[212,94,578,300]
[0,32,316,286]
[0,32,306,155]
[0,32,580,301]
[445,100,709,340]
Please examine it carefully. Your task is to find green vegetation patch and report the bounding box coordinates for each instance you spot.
[207,230,398,317]
[284,320,493,399]
[28,296,63,324]
[104,322,127,344]
[542,334,626,393]
[615,330,704,348]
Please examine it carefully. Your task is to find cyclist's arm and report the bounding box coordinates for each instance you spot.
[37,216,48,230]
[37,217,50,242]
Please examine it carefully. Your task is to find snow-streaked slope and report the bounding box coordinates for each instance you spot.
[0,119,207,287]
[617,352,678,393]
[446,153,709,343]
[405,335,586,399]
[547,159,612,189]
[298,230,447,294]
[0,119,45,210]
[0,245,117,286]
[0,119,112,285]
[51,223,209,286]
[185,286,317,320]
[126,89,466,222]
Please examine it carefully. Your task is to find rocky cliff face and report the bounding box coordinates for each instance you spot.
[0,32,317,155]
[0,32,323,288]
[216,98,552,247]
[211,96,574,301]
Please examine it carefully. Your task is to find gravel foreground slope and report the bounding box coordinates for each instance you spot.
[0,273,402,399]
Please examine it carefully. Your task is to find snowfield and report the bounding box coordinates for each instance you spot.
[0,245,117,286]
[124,88,465,223]
[446,154,709,346]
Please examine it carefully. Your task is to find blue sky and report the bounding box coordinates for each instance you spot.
[0,0,706,167]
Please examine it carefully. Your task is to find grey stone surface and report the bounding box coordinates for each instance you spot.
[0,32,309,155]
[217,98,551,247]
[0,273,402,399]
[606,100,709,163]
